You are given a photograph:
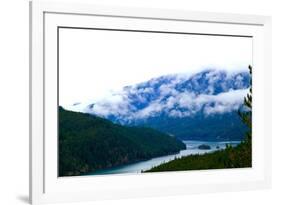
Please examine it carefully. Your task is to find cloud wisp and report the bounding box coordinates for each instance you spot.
[63,69,250,123]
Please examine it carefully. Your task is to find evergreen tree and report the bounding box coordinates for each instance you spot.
[238,65,252,145]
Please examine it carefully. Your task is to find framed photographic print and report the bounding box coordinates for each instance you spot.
[29,1,272,204]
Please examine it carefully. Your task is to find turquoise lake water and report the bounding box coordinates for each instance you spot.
[86,140,241,175]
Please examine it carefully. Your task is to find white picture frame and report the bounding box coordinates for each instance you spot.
[29,1,272,204]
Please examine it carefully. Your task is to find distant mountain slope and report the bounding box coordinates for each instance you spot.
[137,112,246,141]
[59,107,185,176]
[65,69,250,141]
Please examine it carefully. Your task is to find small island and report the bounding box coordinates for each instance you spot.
[198,144,211,150]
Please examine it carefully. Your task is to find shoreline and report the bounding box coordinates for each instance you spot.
[84,140,241,176]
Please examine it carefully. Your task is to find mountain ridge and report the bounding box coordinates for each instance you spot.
[63,69,250,141]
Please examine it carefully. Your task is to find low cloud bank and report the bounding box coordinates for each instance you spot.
[64,69,250,122]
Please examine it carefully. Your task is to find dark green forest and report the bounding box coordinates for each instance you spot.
[59,107,185,176]
[145,66,252,173]
[138,111,247,141]
[145,142,251,172]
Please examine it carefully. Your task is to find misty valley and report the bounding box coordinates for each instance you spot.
[59,69,252,176]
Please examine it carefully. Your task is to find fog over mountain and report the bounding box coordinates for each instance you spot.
[63,69,250,141]
[65,69,250,120]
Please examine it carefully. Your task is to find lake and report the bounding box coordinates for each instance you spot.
[86,140,241,175]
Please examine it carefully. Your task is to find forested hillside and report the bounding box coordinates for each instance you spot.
[145,142,251,172]
[59,107,185,176]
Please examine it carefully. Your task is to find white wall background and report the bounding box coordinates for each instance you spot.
[0,0,279,204]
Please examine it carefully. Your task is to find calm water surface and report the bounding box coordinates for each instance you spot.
[87,140,240,175]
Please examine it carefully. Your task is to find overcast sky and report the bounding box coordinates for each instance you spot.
[59,28,252,106]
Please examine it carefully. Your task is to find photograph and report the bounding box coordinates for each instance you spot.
[58,27,252,177]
